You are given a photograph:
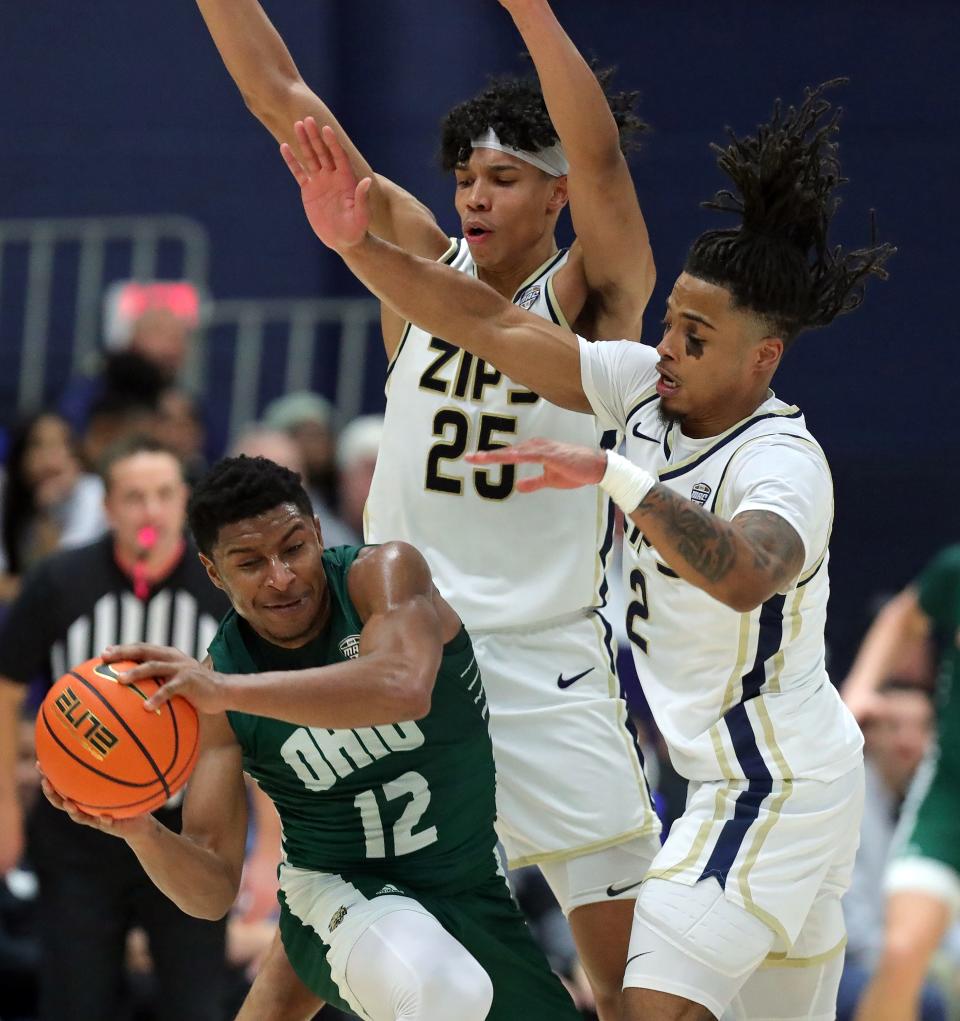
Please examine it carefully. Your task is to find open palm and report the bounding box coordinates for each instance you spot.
[281,118,372,251]
[466,438,607,493]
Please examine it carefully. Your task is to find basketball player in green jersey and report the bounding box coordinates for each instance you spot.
[195,3,656,1014]
[40,455,580,1021]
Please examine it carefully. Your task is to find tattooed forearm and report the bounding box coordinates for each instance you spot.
[734,510,805,591]
[628,489,806,610]
[636,486,737,582]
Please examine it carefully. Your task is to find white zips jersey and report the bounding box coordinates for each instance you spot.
[365,239,618,630]
[579,337,864,783]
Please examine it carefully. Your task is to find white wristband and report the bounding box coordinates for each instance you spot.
[599,450,656,514]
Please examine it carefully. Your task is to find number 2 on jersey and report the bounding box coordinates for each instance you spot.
[626,568,651,654]
[425,409,517,500]
[354,771,438,858]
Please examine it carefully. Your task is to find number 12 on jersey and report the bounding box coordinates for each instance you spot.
[354,770,438,858]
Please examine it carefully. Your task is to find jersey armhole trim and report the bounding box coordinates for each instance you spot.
[384,237,460,382]
[545,272,571,330]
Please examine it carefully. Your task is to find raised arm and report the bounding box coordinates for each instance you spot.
[195,0,447,260]
[112,543,465,730]
[283,120,592,412]
[500,0,654,335]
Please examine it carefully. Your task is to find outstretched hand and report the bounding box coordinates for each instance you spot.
[281,118,372,252]
[466,438,607,493]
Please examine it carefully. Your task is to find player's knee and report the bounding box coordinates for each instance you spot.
[592,985,625,1021]
[417,952,493,1021]
[634,878,773,978]
[875,932,933,984]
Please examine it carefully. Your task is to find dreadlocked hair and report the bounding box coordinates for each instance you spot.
[684,78,895,345]
[188,455,313,555]
[439,58,647,171]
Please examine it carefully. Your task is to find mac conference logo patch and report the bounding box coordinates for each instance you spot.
[338,635,361,660]
[517,285,541,310]
[691,482,712,506]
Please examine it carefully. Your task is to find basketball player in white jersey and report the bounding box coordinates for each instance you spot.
[281,80,894,1019]
[197,0,658,1016]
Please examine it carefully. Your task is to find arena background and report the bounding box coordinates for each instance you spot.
[0,0,956,677]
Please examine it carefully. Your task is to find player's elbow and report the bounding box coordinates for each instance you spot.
[386,664,434,721]
[242,78,310,133]
[720,579,773,614]
[189,898,233,922]
[398,674,434,721]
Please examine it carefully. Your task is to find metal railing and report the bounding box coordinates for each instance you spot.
[0,215,210,414]
[204,297,382,442]
[0,215,383,445]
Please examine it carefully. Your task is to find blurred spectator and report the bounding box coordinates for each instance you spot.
[336,414,383,541]
[0,715,41,1021]
[60,281,201,437]
[844,546,960,1021]
[0,412,107,604]
[153,387,207,485]
[262,392,338,508]
[0,436,231,1021]
[230,426,355,547]
[81,352,167,469]
[837,683,947,1021]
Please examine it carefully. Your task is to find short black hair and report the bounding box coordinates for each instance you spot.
[99,434,183,490]
[187,455,313,556]
[439,59,646,172]
[684,79,895,346]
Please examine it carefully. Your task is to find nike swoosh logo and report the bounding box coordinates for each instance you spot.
[631,423,660,442]
[625,951,653,966]
[606,879,644,897]
[557,668,594,689]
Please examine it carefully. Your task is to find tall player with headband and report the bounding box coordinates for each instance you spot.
[282,81,894,1019]
[197,0,658,1016]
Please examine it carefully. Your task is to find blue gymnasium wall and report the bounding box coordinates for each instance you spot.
[1,0,957,674]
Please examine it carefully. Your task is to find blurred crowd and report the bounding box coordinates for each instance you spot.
[0,285,958,1021]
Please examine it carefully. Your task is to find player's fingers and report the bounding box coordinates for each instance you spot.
[280,143,309,187]
[304,117,336,172]
[355,176,373,208]
[118,661,177,685]
[516,474,550,493]
[320,125,349,172]
[296,120,323,174]
[102,642,180,664]
[39,775,66,810]
[465,449,538,466]
[143,680,178,712]
[311,125,339,175]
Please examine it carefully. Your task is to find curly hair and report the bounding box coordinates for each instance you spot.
[188,455,313,556]
[439,59,646,171]
[684,79,895,345]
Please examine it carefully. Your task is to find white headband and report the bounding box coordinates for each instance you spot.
[469,127,569,178]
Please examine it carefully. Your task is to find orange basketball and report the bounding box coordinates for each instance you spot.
[35,657,199,818]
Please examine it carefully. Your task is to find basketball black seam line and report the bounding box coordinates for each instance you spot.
[39,706,159,789]
[68,670,171,799]
[95,666,183,776]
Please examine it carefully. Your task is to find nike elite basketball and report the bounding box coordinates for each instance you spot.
[36,657,199,818]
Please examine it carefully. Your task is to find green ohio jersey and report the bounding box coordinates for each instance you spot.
[918,544,960,772]
[208,545,498,893]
